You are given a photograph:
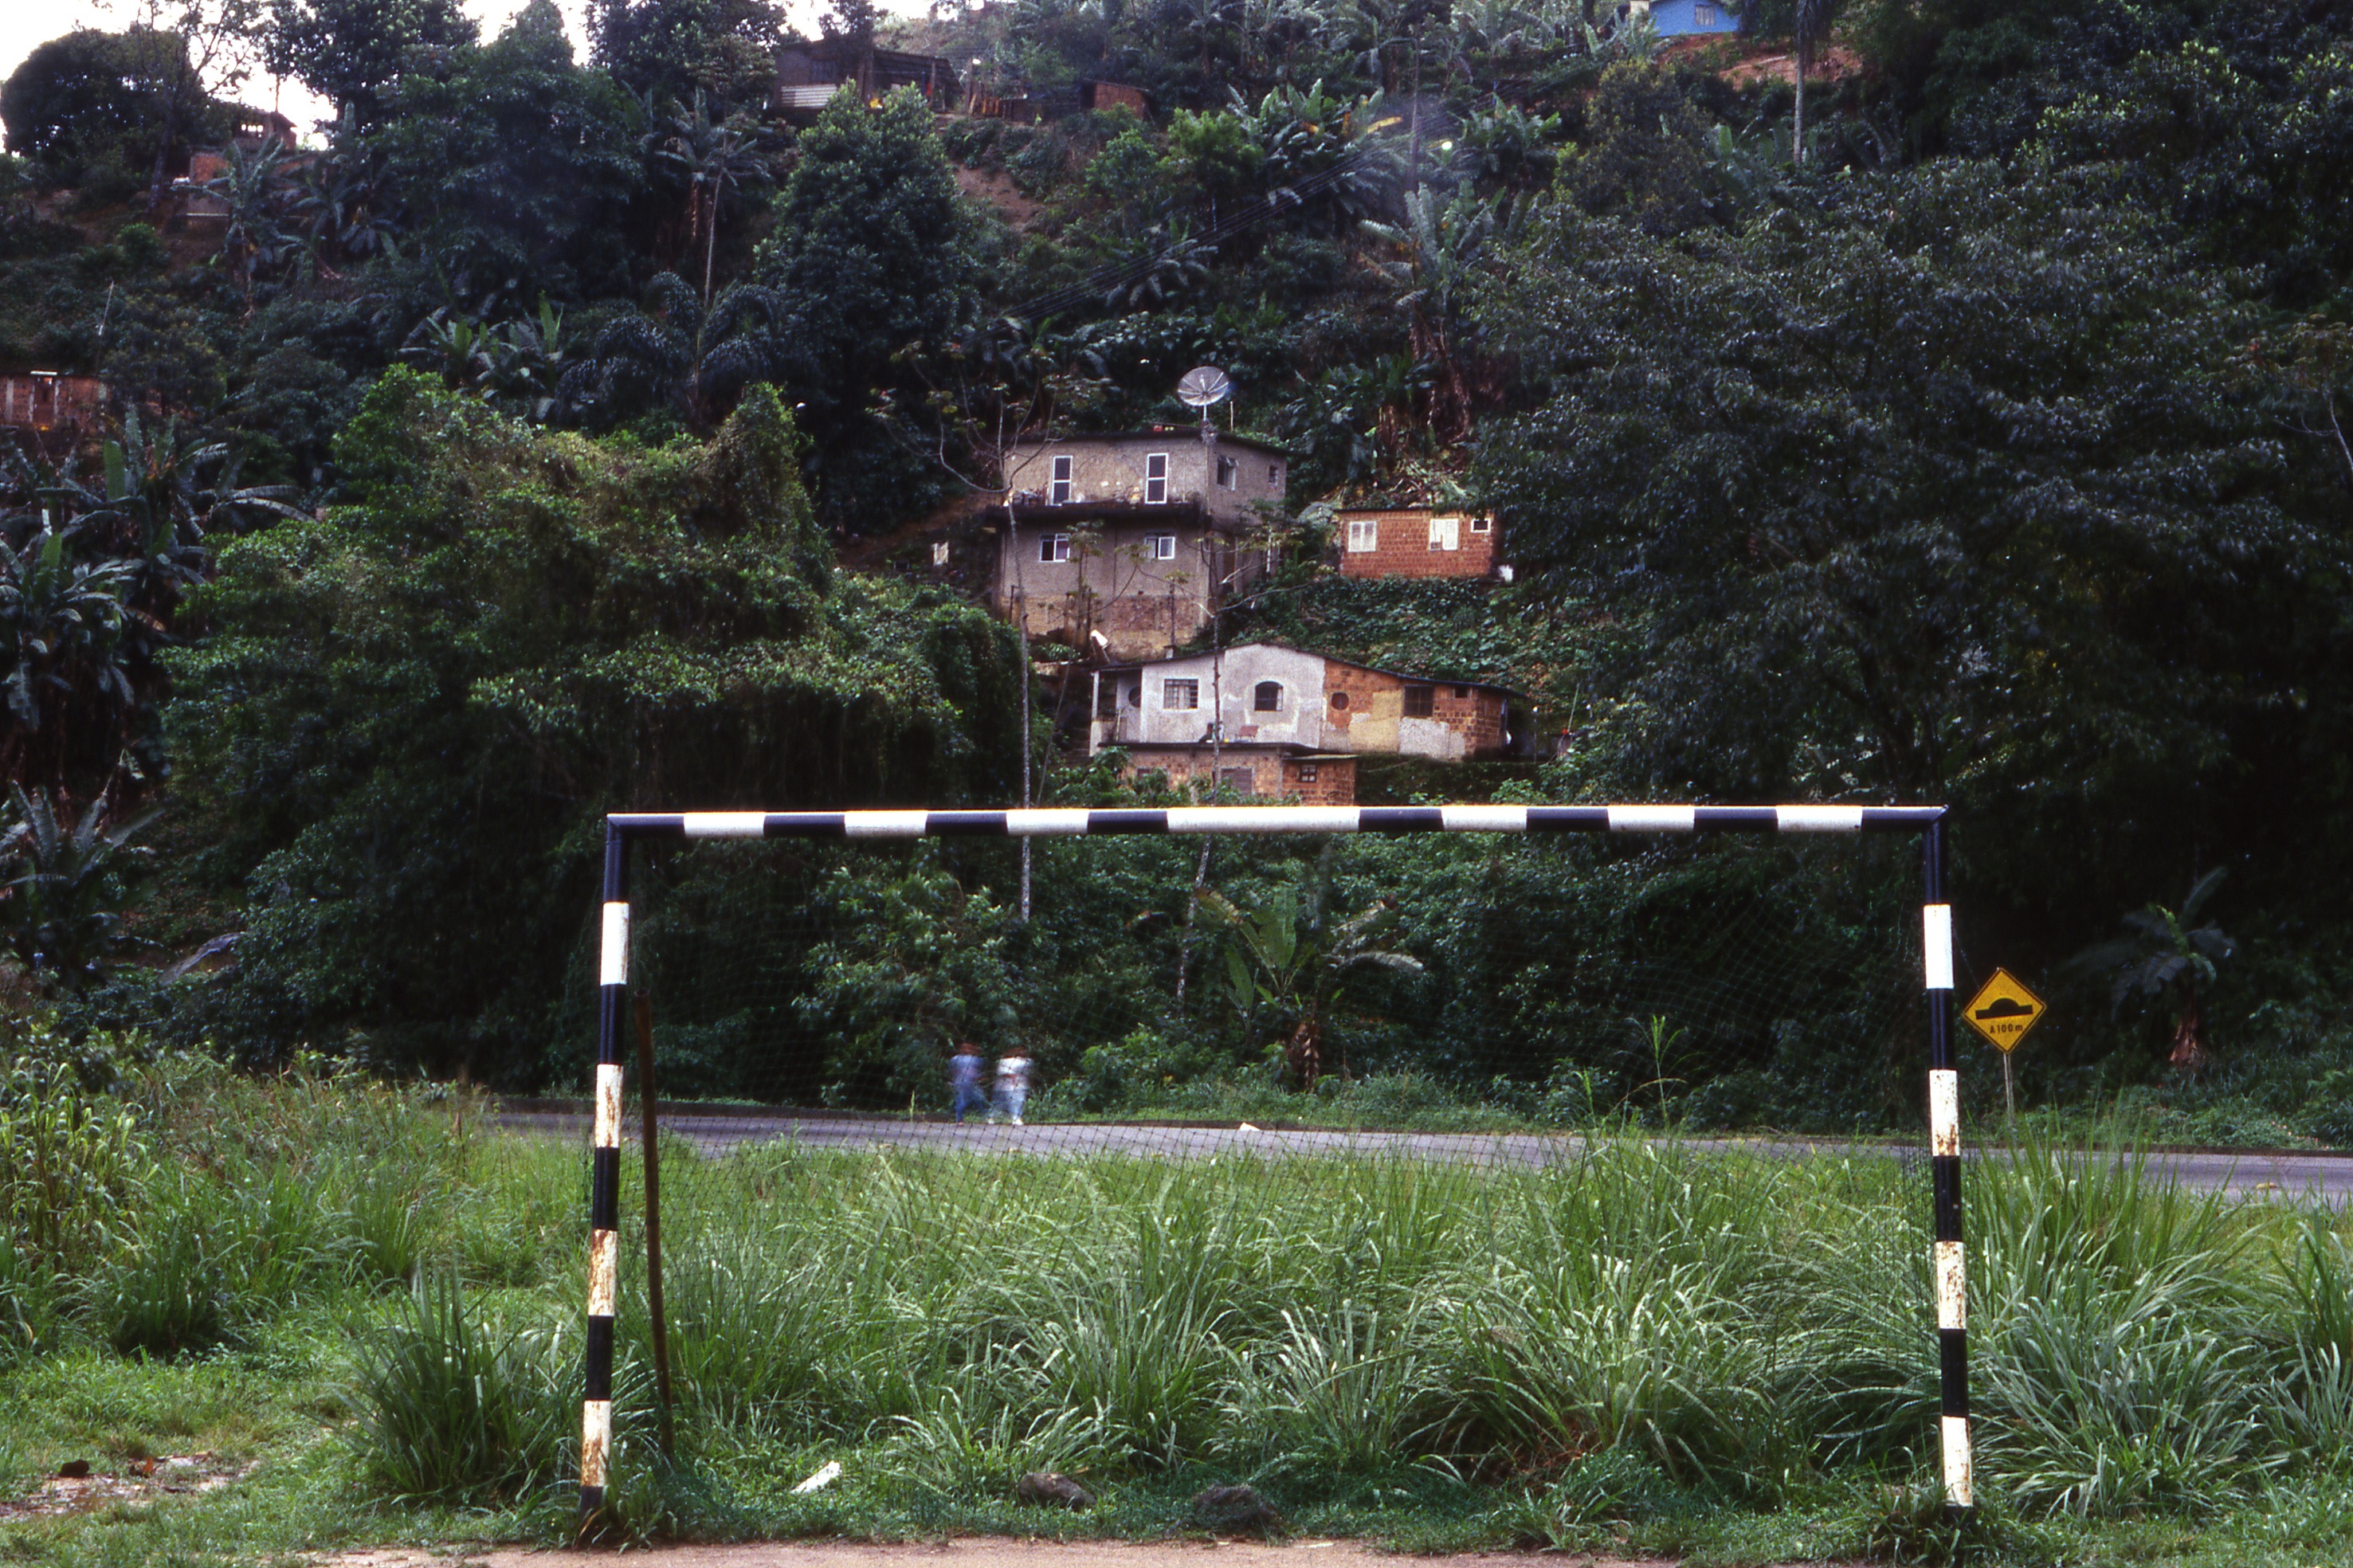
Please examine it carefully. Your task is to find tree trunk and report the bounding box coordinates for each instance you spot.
[1008,500,1032,922]
[1792,45,1808,169]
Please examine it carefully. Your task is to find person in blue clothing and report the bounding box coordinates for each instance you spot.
[948,1041,988,1123]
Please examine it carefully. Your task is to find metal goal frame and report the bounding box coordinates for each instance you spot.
[576,802,1970,1516]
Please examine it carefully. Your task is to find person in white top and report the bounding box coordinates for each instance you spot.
[992,1049,1033,1126]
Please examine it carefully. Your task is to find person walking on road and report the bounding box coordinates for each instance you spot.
[949,1042,988,1123]
[992,1047,1033,1126]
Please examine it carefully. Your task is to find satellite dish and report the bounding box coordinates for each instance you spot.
[1177,366,1233,410]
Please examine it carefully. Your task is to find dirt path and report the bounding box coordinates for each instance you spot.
[330,1543,1668,1568]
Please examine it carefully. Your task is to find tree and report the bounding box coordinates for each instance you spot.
[265,0,479,120]
[0,787,157,994]
[355,10,645,316]
[640,88,772,305]
[590,0,782,111]
[1,29,200,193]
[2064,869,2236,1076]
[1197,864,1423,1090]
[0,410,298,798]
[1556,60,1713,235]
[201,136,300,305]
[1474,161,2350,921]
[755,86,978,523]
[1787,0,1834,167]
[129,0,269,213]
[558,271,790,429]
[165,370,1021,1080]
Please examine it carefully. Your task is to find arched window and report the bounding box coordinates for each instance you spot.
[1253,681,1283,712]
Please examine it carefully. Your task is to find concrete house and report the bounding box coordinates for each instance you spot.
[1334,508,1500,579]
[993,429,1289,660]
[1636,0,1742,37]
[1085,641,1527,800]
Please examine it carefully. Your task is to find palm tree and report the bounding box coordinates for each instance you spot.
[1789,0,1835,169]
[641,91,775,308]
[558,272,793,431]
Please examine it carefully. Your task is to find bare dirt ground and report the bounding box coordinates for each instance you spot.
[326,1543,1673,1568]
[0,1454,257,1520]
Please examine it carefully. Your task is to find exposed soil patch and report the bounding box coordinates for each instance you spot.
[1712,45,1867,88]
[0,1452,257,1519]
[955,166,1048,233]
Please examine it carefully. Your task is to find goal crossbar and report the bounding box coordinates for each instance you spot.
[577,802,1971,1518]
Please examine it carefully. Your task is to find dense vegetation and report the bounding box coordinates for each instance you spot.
[0,0,2347,1131]
[2,1035,2351,1560]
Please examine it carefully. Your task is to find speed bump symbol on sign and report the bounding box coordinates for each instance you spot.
[1963,969,2046,1053]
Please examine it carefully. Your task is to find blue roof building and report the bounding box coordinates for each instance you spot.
[1640,0,1743,37]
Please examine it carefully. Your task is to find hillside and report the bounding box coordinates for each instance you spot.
[0,0,2344,1142]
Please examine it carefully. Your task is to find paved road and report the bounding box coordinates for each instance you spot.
[496,1106,2353,1202]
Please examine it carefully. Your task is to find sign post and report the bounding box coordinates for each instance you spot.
[1963,968,2047,1120]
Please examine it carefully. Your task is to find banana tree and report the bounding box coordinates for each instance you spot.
[2065,868,2237,1076]
[0,786,158,993]
[1196,874,1422,1089]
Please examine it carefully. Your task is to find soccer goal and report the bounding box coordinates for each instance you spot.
[575,802,1971,1515]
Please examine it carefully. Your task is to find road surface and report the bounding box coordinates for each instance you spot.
[495,1103,2353,1203]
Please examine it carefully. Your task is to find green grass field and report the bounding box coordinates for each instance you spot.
[5,1037,2353,1566]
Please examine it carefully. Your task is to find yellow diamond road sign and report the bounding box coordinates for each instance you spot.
[1963,969,2046,1053]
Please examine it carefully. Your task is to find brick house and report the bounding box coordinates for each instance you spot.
[1088,641,1528,801]
[1120,742,1357,802]
[1334,508,1499,579]
[993,429,1289,660]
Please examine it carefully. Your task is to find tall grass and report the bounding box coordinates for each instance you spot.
[10,1035,2353,1542]
[351,1274,579,1500]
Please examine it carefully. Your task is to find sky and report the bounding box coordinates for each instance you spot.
[1,0,927,147]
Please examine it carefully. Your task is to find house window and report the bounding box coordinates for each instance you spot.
[1469,516,1492,534]
[1429,516,1461,551]
[1694,2,1717,23]
[1147,534,1178,560]
[1039,534,1071,563]
[1125,683,1140,706]
[1220,767,1254,796]
[1403,685,1435,717]
[1216,455,1237,488]
[1163,678,1199,711]
[1268,463,1280,484]
[1453,685,1470,699]
[1253,680,1283,711]
[1297,763,1318,782]
[1096,679,1120,717]
[1328,690,1350,711]
[1346,519,1378,553]
[931,540,951,566]
[1144,452,1169,504]
[1050,454,1073,504]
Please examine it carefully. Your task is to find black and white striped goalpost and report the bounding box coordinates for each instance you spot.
[579,803,1969,1516]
